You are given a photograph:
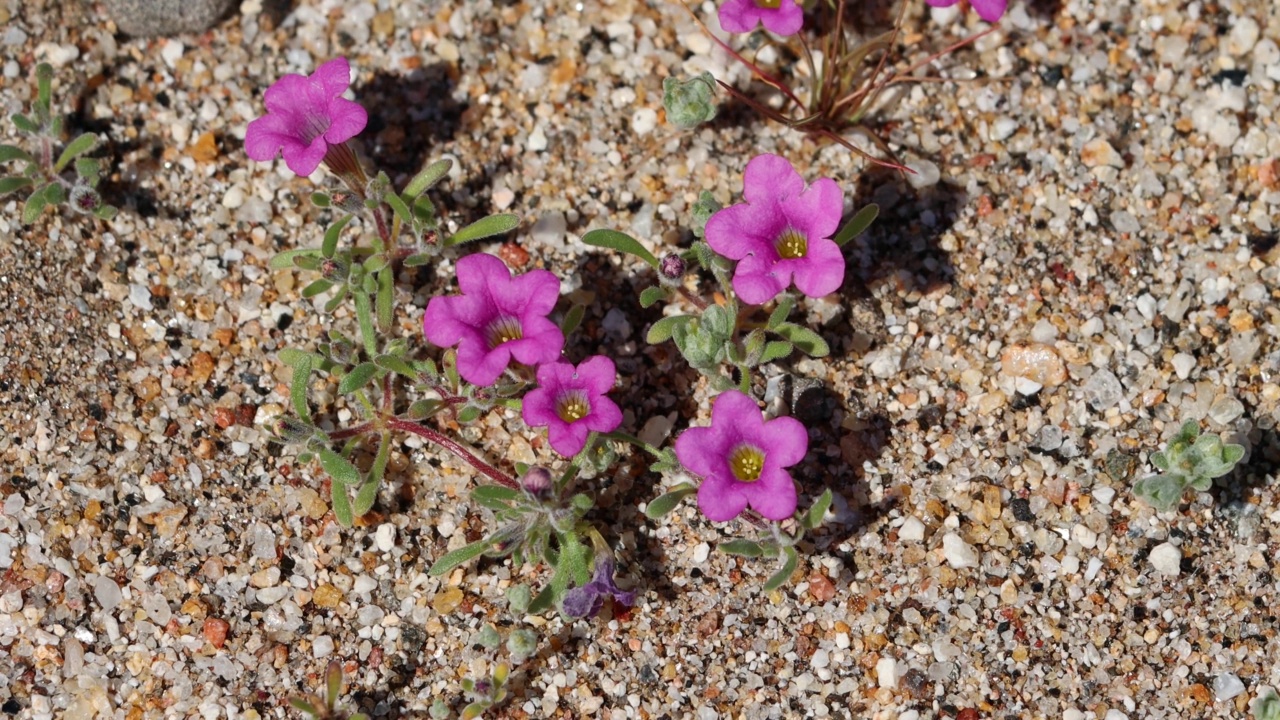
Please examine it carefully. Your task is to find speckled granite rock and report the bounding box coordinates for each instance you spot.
[101,0,235,36]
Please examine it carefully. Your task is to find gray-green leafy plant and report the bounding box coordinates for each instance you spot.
[2,63,116,223]
[1133,420,1245,511]
[290,661,368,720]
[1255,688,1280,720]
[662,72,719,130]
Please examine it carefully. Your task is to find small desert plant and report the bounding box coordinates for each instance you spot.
[1133,420,1245,511]
[290,661,368,720]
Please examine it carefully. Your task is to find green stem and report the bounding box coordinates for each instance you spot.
[598,431,663,459]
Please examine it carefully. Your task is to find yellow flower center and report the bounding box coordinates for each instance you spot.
[729,444,765,482]
[754,0,781,8]
[556,391,591,423]
[485,315,523,349]
[776,228,808,259]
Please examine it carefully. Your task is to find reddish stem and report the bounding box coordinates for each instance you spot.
[386,417,519,489]
[329,421,376,441]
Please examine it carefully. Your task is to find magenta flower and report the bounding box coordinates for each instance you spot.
[925,0,1007,22]
[704,154,845,305]
[562,557,636,619]
[674,390,805,522]
[424,253,565,387]
[522,356,623,457]
[718,0,804,36]
[244,57,368,178]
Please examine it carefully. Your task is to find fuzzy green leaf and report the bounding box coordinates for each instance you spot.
[310,191,331,208]
[406,399,442,419]
[74,157,100,184]
[404,253,432,267]
[0,176,33,195]
[762,546,799,592]
[269,248,323,270]
[581,228,659,268]
[93,205,118,221]
[35,63,53,115]
[445,213,521,246]
[718,539,765,557]
[805,488,833,530]
[301,279,333,299]
[318,447,362,486]
[322,214,353,258]
[21,184,53,223]
[774,323,829,357]
[833,204,878,247]
[354,291,378,356]
[472,484,520,510]
[10,113,39,134]
[1133,474,1186,512]
[0,145,33,164]
[404,158,452,197]
[639,285,666,308]
[1149,449,1170,472]
[289,699,320,716]
[374,354,418,378]
[428,537,491,577]
[527,584,555,614]
[760,340,793,364]
[331,481,354,526]
[646,315,692,345]
[288,354,314,423]
[353,476,379,516]
[385,192,412,226]
[767,295,796,329]
[560,303,585,336]
[455,405,482,423]
[644,483,696,519]
[376,265,394,330]
[337,361,380,395]
[53,133,98,172]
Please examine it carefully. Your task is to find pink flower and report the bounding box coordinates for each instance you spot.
[424,253,565,387]
[522,356,623,457]
[674,390,805,522]
[244,57,368,178]
[718,0,804,36]
[704,154,845,305]
[925,0,1007,22]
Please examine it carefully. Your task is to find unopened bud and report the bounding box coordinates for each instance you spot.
[662,73,718,130]
[320,257,349,282]
[272,416,313,442]
[520,467,553,499]
[69,185,101,214]
[659,253,685,281]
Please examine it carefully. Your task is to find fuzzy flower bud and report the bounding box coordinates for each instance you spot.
[519,467,554,499]
[659,253,686,281]
[662,73,718,130]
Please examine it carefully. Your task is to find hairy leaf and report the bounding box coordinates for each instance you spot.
[337,361,380,395]
[0,145,33,164]
[445,213,520,246]
[639,285,666,308]
[428,537,491,576]
[404,158,452,197]
[718,539,764,557]
[581,228,659,268]
[644,483,696,519]
[762,546,799,592]
[0,176,33,195]
[53,133,98,172]
[331,481,354,527]
[318,447,362,486]
[832,203,878,247]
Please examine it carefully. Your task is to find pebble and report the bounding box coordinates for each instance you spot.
[942,533,979,569]
[692,542,710,564]
[103,0,237,36]
[1212,672,1245,700]
[1080,138,1122,168]
[203,618,230,648]
[376,523,396,552]
[312,635,334,658]
[91,575,122,611]
[1208,396,1245,425]
[1083,369,1123,411]
[899,516,926,542]
[632,107,658,136]
[222,186,246,209]
[1000,343,1067,387]
[528,124,548,152]
[312,584,342,609]
[865,346,904,378]
[1172,352,1196,380]
[1149,542,1182,576]
[808,574,836,602]
[904,159,940,189]
[989,117,1018,142]
[1226,17,1260,56]
[875,657,900,689]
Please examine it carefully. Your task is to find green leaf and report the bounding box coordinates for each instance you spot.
[581,228,659,268]
[53,133,98,172]
[10,113,39,134]
[374,354,418,378]
[325,661,343,706]
[322,214,353,258]
[269,248,323,270]
[21,184,52,224]
[760,340,793,364]
[406,399,443,419]
[376,266,394,329]
[456,405,482,423]
[301,279,333,299]
[288,354,314,423]
[337,361,380,395]
[331,481,354,526]
[472,484,520,510]
[805,489,833,530]
[832,203,878,247]
[767,295,795,330]
[428,537,492,576]
[527,584,555,614]
[1222,443,1245,467]
[718,539,765,557]
[289,698,320,716]
[404,253,432,267]
[318,447,362,486]
[560,303,585,336]
[310,191,331,208]
[404,158,452,197]
[35,63,53,116]
[762,546,799,592]
[445,213,521,246]
[0,145,33,164]
[1149,450,1170,472]
[1133,474,1186,512]
[354,291,378,357]
[647,315,692,344]
[774,323,829,357]
[639,285,666,308]
[93,205,118,221]
[43,182,64,204]
[385,192,412,226]
[461,703,486,720]
[74,157,100,185]
[0,176,33,195]
[644,483,696,519]
[353,476,379,516]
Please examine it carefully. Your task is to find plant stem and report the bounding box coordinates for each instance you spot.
[387,417,519,489]
[329,421,376,441]
[598,431,664,459]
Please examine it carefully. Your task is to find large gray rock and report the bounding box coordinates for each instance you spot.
[102,0,236,36]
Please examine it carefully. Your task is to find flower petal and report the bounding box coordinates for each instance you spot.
[424,295,485,348]
[744,468,798,520]
[760,415,808,467]
[279,138,328,177]
[584,396,623,434]
[312,57,353,97]
[743,154,804,205]
[521,387,559,427]
[710,391,765,437]
[732,253,788,305]
[455,253,511,296]
[262,72,313,115]
[704,201,785,260]
[696,475,750,522]
[576,355,617,396]
[675,426,718,477]
[506,316,564,366]
[549,421,591,457]
[496,268,559,316]
[789,237,845,299]
[243,113,297,162]
[322,98,368,145]
[457,341,511,387]
[969,0,1007,21]
[717,0,762,33]
[760,0,803,36]
[781,177,843,241]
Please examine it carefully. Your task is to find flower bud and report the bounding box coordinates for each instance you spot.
[519,467,553,499]
[659,253,685,281]
[69,185,101,214]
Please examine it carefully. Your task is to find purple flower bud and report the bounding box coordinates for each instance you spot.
[519,467,553,498]
[659,253,685,280]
